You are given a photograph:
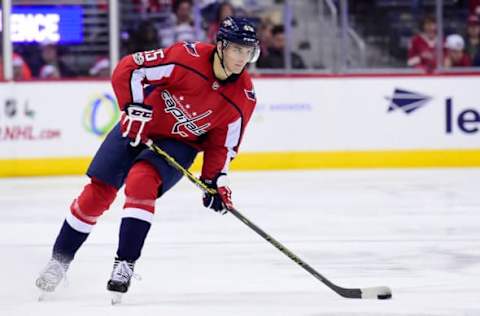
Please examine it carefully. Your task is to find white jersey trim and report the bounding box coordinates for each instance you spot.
[130,64,175,103]
[66,212,93,234]
[131,69,146,103]
[122,207,155,224]
[145,64,175,81]
[221,117,242,173]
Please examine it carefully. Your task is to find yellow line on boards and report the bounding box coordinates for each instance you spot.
[0,157,93,177]
[228,149,480,170]
[0,149,479,177]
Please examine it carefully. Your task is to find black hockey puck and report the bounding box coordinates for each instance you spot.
[378,292,392,299]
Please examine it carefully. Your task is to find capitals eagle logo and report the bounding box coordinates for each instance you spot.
[183,41,200,57]
[244,89,256,101]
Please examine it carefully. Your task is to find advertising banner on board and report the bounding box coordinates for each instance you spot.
[0,76,478,160]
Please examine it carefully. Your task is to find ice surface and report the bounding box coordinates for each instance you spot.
[0,169,479,316]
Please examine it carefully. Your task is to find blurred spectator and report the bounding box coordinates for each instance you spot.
[470,0,480,15]
[465,15,480,61]
[133,0,168,13]
[89,57,110,78]
[0,51,33,81]
[407,15,439,72]
[87,0,108,11]
[256,24,306,69]
[161,0,204,47]
[258,18,274,58]
[443,34,472,68]
[126,20,161,53]
[473,51,480,66]
[38,42,76,79]
[206,2,236,43]
[13,53,33,81]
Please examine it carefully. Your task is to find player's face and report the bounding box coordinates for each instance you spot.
[423,21,437,37]
[223,43,254,74]
[272,33,285,50]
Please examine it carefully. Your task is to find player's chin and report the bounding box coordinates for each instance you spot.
[231,65,245,74]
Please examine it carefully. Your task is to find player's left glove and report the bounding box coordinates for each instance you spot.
[120,103,153,147]
[201,173,233,215]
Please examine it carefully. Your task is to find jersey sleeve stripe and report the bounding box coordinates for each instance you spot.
[221,117,242,174]
[130,68,146,103]
[130,65,175,103]
[219,93,245,148]
[145,64,175,81]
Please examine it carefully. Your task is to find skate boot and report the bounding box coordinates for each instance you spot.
[36,258,69,295]
[107,257,136,304]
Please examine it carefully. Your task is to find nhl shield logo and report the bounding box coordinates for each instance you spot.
[212,81,220,90]
[132,52,145,65]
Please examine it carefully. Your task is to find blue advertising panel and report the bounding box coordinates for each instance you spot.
[0,6,83,44]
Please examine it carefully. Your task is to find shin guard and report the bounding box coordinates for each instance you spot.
[117,161,162,261]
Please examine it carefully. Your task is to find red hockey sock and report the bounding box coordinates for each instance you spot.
[124,161,162,213]
[70,177,117,225]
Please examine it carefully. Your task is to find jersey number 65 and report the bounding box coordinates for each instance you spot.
[144,49,165,62]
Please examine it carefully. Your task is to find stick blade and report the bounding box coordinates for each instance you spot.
[361,286,392,299]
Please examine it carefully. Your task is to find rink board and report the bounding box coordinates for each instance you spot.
[0,76,479,176]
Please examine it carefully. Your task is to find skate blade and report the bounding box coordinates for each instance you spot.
[111,292,123,305]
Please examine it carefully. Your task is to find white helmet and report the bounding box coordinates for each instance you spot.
[445,34,465,51]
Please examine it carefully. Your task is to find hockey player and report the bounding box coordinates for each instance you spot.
[35,16,260,302]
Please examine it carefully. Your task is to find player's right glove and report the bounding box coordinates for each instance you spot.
[120,103,153,147]
[201,173,233,215]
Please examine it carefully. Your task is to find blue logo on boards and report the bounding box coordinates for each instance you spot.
[446,98,480,134]
[385,89,479,134]
[386,88,431,114]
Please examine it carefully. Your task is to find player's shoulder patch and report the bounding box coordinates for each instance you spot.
[132,52,145,65]
[244,88,256,101]
[240,72,256,101]
[183,41,200,57]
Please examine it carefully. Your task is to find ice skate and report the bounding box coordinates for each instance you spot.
[107,258,136,305]
[36,258,69,300]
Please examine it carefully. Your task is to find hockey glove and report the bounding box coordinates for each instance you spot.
[202,173,233,215]
[120,103,153,147]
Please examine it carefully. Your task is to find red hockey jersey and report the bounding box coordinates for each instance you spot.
[111,42,256,180]
[408,34,438,72]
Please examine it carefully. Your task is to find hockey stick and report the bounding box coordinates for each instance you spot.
[146,140,392,300]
